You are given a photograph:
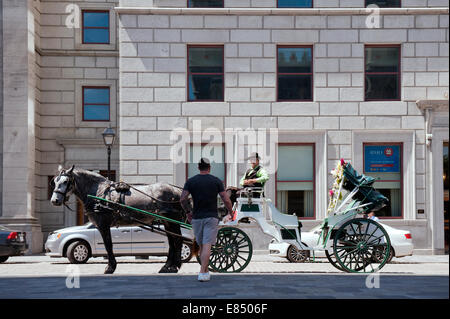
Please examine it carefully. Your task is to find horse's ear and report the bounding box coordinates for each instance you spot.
[67,165,75,175]
[58,165,63,172]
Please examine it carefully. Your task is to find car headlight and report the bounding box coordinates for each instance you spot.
[47,233,61,240]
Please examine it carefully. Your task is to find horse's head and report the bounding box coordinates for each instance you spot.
[50,165,76,206]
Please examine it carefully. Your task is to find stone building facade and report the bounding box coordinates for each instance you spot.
[0,0,448,254]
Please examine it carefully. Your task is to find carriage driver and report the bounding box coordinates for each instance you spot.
[240,152,269,189]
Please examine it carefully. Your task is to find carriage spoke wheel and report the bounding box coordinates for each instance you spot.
[197,227,253,273]
[333,218,390,273]
[325,250,345,271]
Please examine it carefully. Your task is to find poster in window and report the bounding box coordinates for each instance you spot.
[364,145,400,173]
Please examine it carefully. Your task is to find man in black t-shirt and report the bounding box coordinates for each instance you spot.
[180,158,233,282]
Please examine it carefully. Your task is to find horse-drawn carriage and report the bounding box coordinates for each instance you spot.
[59,159,392,274]
[50,155,391,275]
[192,159,391,274]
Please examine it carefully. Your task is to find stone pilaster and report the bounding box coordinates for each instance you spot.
[1,0,42,253]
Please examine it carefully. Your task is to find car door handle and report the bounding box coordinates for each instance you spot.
[133,229,143,233]
[121,230,130,233]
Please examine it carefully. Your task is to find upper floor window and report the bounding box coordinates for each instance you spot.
[365,0,401,7]
[277,46,313,101]
[82,86,110,121]
[278,0,313,8]
[188,0,224,7]
[365,45,400,101]
[188,45,224,101]
[82,10,110,44]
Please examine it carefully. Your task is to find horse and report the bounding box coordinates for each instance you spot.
[50,165,190,274]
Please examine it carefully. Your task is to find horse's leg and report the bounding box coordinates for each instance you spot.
[159,222,182,273]
[92,212,117,274]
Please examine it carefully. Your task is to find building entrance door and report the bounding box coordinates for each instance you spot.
[443,142,449,254]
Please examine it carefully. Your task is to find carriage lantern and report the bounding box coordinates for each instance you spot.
[102,127,116,181]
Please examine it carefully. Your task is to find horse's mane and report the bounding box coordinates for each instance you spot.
[72,168,108,184]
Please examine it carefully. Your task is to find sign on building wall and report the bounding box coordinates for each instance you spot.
[364,145,401,173]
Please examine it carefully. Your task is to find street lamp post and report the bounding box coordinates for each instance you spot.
[102,127,116,181]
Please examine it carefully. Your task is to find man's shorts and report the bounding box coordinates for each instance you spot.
[191,217,219,245]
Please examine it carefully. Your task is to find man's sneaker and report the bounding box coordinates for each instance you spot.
[198,272,210,282]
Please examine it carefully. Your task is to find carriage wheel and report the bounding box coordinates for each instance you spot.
[333,218,390,273]
[325,250,345,271]
[197,227,253,273]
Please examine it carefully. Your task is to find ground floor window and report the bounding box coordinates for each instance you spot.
[276,144,315,219]
[186,144,225,184]
[363,143,403,218]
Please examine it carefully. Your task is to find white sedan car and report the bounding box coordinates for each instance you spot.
[45,223,194,264]
[269,222,414,263]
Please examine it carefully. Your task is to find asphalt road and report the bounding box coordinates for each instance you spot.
[0,254,448,299]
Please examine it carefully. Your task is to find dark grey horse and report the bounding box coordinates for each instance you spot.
[50,165,189,274]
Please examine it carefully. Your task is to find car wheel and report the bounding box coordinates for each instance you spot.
[286,244,309,263]
[67,240,91,264]
[0,256,9,263]
[181,243,193,263]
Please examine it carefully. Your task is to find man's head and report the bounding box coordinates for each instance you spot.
[198,157,211,173]
[247,152,260,169]
[368,211,375,217]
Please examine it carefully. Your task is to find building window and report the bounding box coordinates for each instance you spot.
[82,10,110,44]
[277,46,313,101]
[187,144,226,184]
[277,0,313,7]
[188,45,224,101]
[276,144,315,219]
[365,0,401,7]
[188,0,224,7]
[365,45,401,101]
[363,143,403,218]
[82,86,110,121]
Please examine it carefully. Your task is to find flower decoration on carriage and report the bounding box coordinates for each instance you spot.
[327,159,346,215]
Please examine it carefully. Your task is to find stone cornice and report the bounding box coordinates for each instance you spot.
[114,7,449,16]
[416,99,449,113]
[56,138,119,147]
[35,47,119,57]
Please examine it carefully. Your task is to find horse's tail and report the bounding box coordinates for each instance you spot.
[192,239,200,257]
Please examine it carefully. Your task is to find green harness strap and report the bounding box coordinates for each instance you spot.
[87,194,192,230]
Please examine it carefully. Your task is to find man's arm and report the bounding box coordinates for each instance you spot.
[255,167,269,184]
[219,190,233,215]
[180,189,191,213]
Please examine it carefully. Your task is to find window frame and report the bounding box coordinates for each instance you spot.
[364,44,401,102]
[81,9,110,45]
[365,0,401,8]
[362,142,403,219]
[277,0,314,8]
[276,45,314,102]
[187,0,225,7]
[185,142,227,187]
[82,86,111,122]
[275,143,316,220]
[187,44,225,102]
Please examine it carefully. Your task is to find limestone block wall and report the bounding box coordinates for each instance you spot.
[118,8,448,249]
[37,1,120,233]
[150,0,448,8]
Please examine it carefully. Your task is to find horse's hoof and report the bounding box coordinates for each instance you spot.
[159,265,178,273]
[104,264,116,274]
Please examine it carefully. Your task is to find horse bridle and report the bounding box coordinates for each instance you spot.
[51,171,76,210]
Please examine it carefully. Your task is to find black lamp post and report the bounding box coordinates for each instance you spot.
[102,127,116,181]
